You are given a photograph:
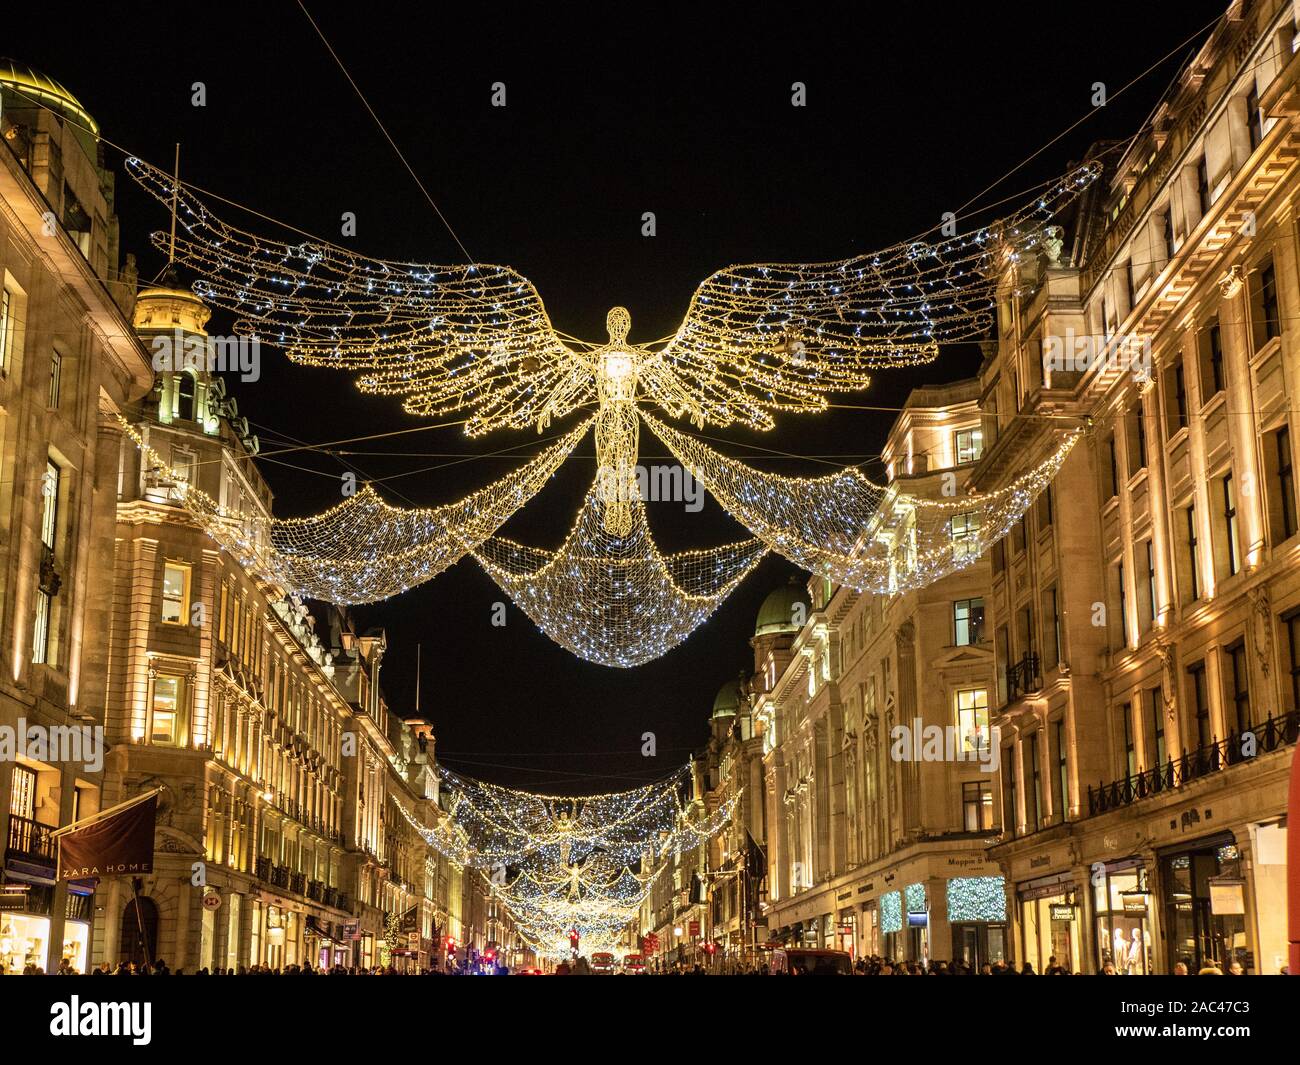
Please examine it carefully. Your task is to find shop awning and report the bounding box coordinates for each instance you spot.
[304,916,338,944]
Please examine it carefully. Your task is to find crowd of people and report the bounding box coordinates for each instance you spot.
[8,954,1266,976]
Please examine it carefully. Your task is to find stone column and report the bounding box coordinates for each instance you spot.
[895,622,921,836]
[1218,267,1265,569]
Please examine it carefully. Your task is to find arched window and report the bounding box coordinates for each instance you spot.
[176,372,196,421]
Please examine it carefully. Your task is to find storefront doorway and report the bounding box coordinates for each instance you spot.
[1160,835,1251,973]
[118,895,158,968]
[1017,874,1081,974]
[952,923,1008,970]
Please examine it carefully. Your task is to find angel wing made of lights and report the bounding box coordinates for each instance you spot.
[126,157,1099,538]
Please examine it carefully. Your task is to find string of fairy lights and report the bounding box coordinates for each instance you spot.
[474,475,766,667]
[390,766,735,957]
[119,154,1100,664]
[117,416,590,603]
[642,412,1084,595]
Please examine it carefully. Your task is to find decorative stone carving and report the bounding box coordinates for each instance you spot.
[1155,638,1178,724]
[1042,226,1064,265]
[1219,264,1246,299]
[1249,585,1273,678]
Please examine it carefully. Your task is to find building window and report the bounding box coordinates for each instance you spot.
[1286,612,1300,711]
[176,372,197,421]
[32,592,51,665]
[34,459,61,666]
[1163,210,1176,263]
[40,460,60,550]
[150,674,185,745]
[1003,744,1018,837]
[950,512,980,558]
[1138,539,1156,633]
[1112,560,1128,650]
[1227,641,1251,734]
[1148,687,1166,767]
[1120,702,1136,778]
[955,688,990,756]
[1054,719,1068,819]
[1196,156,1211,217]
[10,764,37,819]
[954,598,985,646]
[161,562,191,624]
[1189,663,1211,748]
[1164,357,1187,434]
[962,781,994,832]
[1265,425,1297,544]
[1251,260,1281,347]
[1105,434,1119,500]
[0,287,12,376]
[1037,485,1053,530]
[1181,505,1201,603]
[1027,732,1043,829]
[48,350,61,410]
[1246,83,1264,150]
[1199,323,1225,400]
[1043,586,1061,671]
[1125,400,1147,477]
[955,428,983,466]
[1221,474,1240,577]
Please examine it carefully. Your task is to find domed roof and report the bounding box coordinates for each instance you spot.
[0,59,98,135]
[755,578,810,637]
[712,679,743,719]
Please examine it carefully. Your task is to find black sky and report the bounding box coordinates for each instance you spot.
[7,1,1227,789]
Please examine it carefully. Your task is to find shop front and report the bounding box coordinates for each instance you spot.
[1017,872,1082,974]
[858,899,878,959]
[879,890,903,961]
[904,882,929,963]
[946,875,1008,970]
[835,906,856,957]
[1159,833,1251,973]
[0,878,90,974]
[0,892,49,974]
[1092,858,1152,974]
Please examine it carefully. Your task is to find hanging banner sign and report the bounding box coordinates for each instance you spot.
[56,793,158,882]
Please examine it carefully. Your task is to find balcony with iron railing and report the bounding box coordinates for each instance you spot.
[998,652,1042,711]
[1087,709,1300,816]
[6,814,57,865]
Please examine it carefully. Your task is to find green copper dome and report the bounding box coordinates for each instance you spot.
[712,679,743,719]
[754,578,810,637]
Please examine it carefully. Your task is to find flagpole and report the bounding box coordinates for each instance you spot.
[51,786,163,838]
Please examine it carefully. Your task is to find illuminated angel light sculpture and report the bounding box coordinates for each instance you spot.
[124,157,1096,665]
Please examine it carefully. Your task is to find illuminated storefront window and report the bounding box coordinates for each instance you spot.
[1018,876,1080,973]
[1094,859,1151,974]
[0,912,50,974]
[62,920,89,974]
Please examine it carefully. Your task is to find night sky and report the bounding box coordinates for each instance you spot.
[8,1,1227,790]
